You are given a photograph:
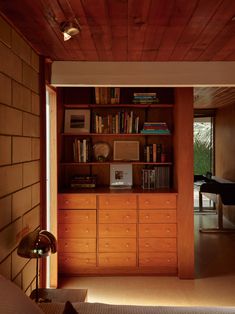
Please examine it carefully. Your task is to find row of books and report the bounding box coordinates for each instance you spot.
[70,175,97,189]
[144,143,163,162]
[133,92,159,104]
[73,138,91,162]
[92,111,139,134]
[142,166,170,189]
[141,122,170,134]
[95,87,120,105]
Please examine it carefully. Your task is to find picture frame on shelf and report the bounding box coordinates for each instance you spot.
[113,141,139,161]
[64,109,90,133]
[110,163,133,189]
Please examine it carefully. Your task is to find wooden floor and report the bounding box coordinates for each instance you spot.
[59,212,235,307]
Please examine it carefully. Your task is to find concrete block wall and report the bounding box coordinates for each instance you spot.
[0,15,41,295]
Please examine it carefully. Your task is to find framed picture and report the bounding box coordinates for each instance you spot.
[64,109,90,133]
[110,163,133,189]
[113,141,139,161]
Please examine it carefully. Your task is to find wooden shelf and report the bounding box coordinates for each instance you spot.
[60,162,173,166]
[64,103,173,109]
[61,133,172,137]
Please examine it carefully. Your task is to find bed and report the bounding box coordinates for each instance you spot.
[1,275,235,314]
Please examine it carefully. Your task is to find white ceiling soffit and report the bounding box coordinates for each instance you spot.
[51,61,235,87]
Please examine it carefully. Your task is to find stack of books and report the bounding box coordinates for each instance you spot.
[132,92,159,104]
[142,168,156,189]
[73,138,91,162]
[70,175,96,189]
[141,122,170,134]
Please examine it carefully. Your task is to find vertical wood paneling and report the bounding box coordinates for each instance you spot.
[174,88,194,279]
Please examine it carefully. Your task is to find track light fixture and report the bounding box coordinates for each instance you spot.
[60,19,81,41]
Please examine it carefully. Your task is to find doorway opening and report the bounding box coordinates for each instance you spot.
[193,113,215,211]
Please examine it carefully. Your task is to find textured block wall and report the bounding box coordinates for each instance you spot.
[0,16,41,295]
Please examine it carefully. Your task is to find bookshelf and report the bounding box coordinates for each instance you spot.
[58,87,174,191]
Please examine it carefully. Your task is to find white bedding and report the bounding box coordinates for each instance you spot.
[39,302,235,314]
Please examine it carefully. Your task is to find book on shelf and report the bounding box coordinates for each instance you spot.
[142,166,170,190]
[73,138,91,162]
[70,175,97,189]
[92,111,139,134]
[133,92,159,104]
[95,87,120,104]
[144,143,163,162]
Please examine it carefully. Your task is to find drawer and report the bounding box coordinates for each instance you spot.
[99,253,136,267]
[99,238,136,253]
[139,238,177,252]
[139,210,176,223]
[58,194,96,209]
[58,210,96,224]
[58,223,96,238]
[99,195,136,210]
[139,224,177,237]
[139,252,177,267]
[139,194,176,209]
[99,224,136,238]
[99,210,137,223]
[59,253,96,272]
[59,238,96,253]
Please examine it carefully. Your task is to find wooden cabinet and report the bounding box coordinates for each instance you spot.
[58,194,97,274]
[138,194,177,272]
[58,192,177,275]
[57,87,195,278]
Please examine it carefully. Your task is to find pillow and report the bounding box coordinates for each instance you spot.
[0,275,43,314]
[63,301,78,314]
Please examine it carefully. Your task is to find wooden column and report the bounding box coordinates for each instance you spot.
[174,87,194,279]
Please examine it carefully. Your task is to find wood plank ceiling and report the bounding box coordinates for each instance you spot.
[1,0,235,108]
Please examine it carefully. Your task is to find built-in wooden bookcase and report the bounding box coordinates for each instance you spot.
[58,87,175,191]
[57,87,194,279]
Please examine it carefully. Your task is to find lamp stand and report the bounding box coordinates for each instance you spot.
[35,256,39,303]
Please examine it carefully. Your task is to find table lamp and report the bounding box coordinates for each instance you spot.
[17,229,57,302]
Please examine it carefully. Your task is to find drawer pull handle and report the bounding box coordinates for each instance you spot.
[65,228,68,232]
[126,258,130,261]
[86,258,90,263]
[85,229,89,233]
[105,214,109,218]
[126,200,130,205]
[145,243,150,248]
[166,229,170,233]
[64,200,70,205]
[166,214,170,218]
[85,215,89,219]
[105,200,109,205]
[126,228,130,233]
[126,215,130,219]
[105,258,109,262]
[144,200,150,205]
[65,242,68,247]
[85,243,89,247]
[167,258,171,263]
[105,243,109,247]
[145,229,149,233]
[145,215,149,219]
[126,243,130,248]
[166,200,170,205]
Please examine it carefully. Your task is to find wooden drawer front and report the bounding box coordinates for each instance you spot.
[59,253,96,272]
[139,194,176,209]
[58,210,96,224]
[59,238,96,253]
[139,252,177,267]
[99,253,136,267]
[139,210,176,223]
[99,210,137,223]
[58,223,96,238]
[99,224,136,238]
[99,238,136,253]
[99,195,136,210]
[139,224,176,237]
[139,238,177,252]
[58,194,96,209]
